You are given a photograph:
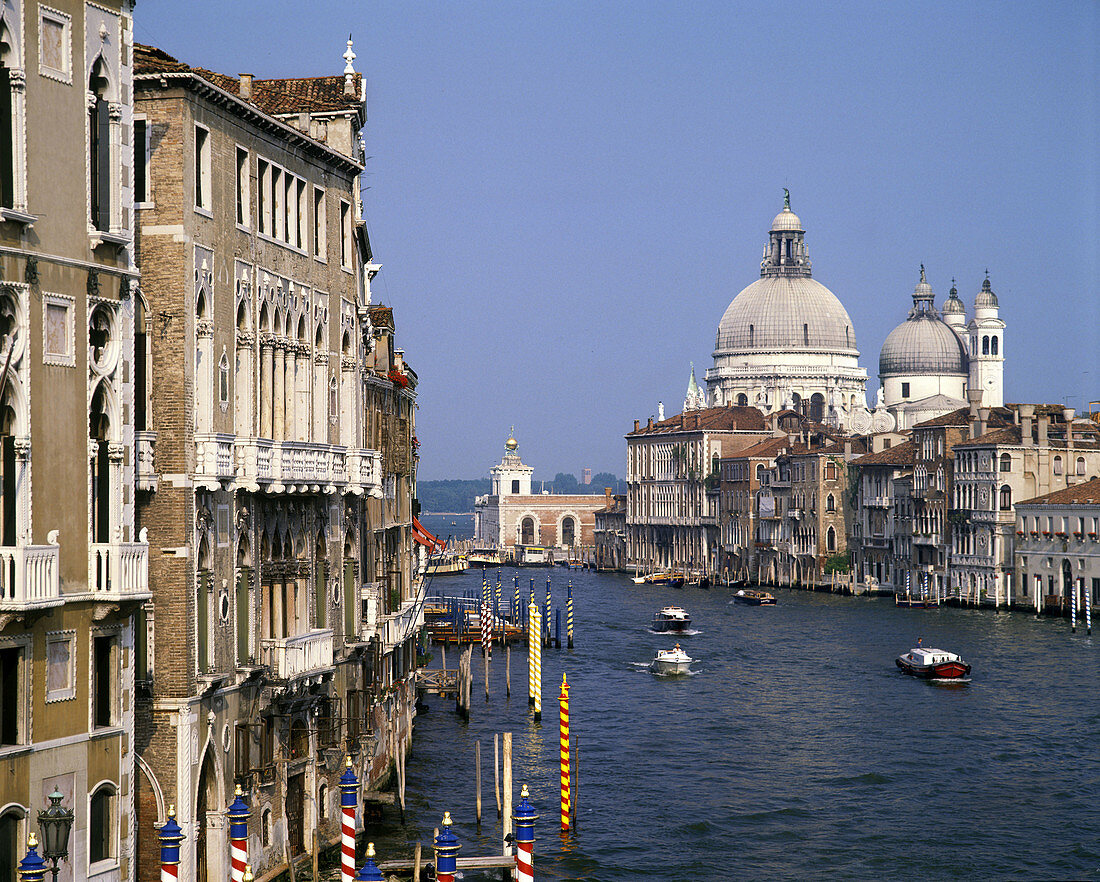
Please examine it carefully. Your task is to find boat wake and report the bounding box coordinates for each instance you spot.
[631,661,699,677]
[929,677,971,685]
[646,627,700,636]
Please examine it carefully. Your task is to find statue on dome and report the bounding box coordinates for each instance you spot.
[783,188,790,210]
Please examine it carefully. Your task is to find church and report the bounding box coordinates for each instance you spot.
[878,269,1005,430]
[704,194,870,429]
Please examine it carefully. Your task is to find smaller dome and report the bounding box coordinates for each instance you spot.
[976,276,998,308]
[880,316,968,377]
[505,436,518,451]
[771,208,803,232]
[943,283,965,315]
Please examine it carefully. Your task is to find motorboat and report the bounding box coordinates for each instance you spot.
[647,572,686,588]
[467,548,502,567]
[895,645,971,680]
[650,644,693,675]
[732,589,776,606]
[651,606,692,633]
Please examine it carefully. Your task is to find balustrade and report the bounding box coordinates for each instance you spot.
[260,628,334,680]
[0,543,61,610]
[89,532,151,598]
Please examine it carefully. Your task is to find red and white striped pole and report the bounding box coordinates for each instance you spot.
[158,805,183,882]
[339,755,359,882]
[227,785,250,882]
[513,784,538,882]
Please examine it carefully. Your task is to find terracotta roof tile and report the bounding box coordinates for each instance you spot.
[851,440,915,467]
[912,406,1014,429]
[1018,476,1100,507]
[629,405,768,435]
[133,44,363,115]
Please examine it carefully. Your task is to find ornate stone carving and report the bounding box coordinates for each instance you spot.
[196,319,214,338]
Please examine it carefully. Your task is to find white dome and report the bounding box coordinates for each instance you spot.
[879,316,967,377]
[770,208,803,231]
[715,274,858,355]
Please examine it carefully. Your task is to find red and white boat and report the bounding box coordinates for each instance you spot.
[895,645,971,680]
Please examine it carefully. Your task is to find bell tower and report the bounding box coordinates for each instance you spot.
[967,274,1005,408]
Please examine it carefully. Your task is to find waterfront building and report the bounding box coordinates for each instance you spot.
[704,195,869,430]
[719,437,787,580]
[593,490,627,571]
[949,406,1100,606]
[849,440,915,590]
[627,406,772,576]
[1014,476,1100,614]
[131,42,421,881]
[0,1,150,879]
[474,432,604,558]
[879,270,1005,430]
[901,401,1014,598]
[752,435,866,585]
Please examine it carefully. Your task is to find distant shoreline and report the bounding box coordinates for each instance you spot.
[421,512,474,517]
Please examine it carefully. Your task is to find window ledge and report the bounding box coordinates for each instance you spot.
[89,230,131,250]
[89,725,124,741]
[0,744,31,759]
[0,207,37,226]
[194,206,214,219]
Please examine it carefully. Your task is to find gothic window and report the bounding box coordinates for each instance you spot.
[0,22,14,210]
[826,526,836,552]
[88,58,111,232]
[826,494,835,512]
[88,303,115,373]
[0,389,16,547]
[89,383,111,543]
[219,350,230,410]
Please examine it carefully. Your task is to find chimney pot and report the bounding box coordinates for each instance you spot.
[633,419,640,433]
[298,112,310,132]
[239,73,253,100]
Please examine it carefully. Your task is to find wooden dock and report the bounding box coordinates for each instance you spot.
[415,668,458,696]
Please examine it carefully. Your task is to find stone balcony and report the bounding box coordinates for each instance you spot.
[260,628,334,681]
[195,433,236,490]
[89,530,152,601]
[232,438,382,497]
[971,509,1014,525]
[864,496,891,508]
[0,542,62,613]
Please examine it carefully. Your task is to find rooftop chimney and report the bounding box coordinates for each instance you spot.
[978,407,990,438]
[297,112,310,132]
[647,418,653,430]
[1038,414,1049,448]
[967,389,983,439]
[634,419,640,433]
[239,73,253,100]
[1019,404,1035,448]
[1064,408,1076,451]
[605,487,612,508]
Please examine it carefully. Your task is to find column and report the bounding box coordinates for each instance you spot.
[260,334,274,439]
[273,339,286,441]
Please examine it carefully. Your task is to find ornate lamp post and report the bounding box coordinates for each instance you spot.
[37,788,74,882]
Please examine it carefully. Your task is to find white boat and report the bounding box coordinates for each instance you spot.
[652,606,691,633]
[650,643,693,675]
[896,645,971,680]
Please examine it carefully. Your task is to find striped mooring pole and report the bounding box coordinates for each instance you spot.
[559,674,571,830]
[340,756,359,882]
[567,581,574,649]
[158,805,184,881]
[527,600,536,707]
[356,842,384,881]
[1072,580,1077,632]
[513,784,538,882]
[545,576,552,646]
[434,812,462,882]
[514,576,520,623]
[17,833,48,882]
[530,605,543,721]
[228,784,250,882]
[496,578,503,644]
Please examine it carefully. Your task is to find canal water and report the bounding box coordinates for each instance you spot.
[362,568,1100,880]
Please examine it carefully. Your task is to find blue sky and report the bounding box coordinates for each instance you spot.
[136,1,1098,481]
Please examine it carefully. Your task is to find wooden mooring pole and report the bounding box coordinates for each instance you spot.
[494,732,502,818]
[475,739,483,830]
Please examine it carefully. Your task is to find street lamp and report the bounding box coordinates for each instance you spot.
[37,788,74,882]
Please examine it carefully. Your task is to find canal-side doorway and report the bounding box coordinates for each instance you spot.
[286,772,304,854]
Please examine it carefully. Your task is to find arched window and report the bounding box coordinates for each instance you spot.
[318,784,328,821]
[1000,453,1011,472]
[826,526,836,552]
[826,494,835,512]
[999,485,1011,511]
[755,464,764,483]
[89,383,112,543]
[561,516,576,547]
[810,393,825,423]
[89,784,116,864]
[991,336,998,355]
[262,808,272,847]
[521,517,535,545]
[1076,456,1085,476]
[88,58,112,232]
[803,323,809,346]
[1054,456,1063,476]
[0,807,24,880]
[736,393,748,407]
[982,336,990,355]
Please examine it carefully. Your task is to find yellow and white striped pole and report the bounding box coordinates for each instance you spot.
[558,674,571,830]
[528,601,542,721]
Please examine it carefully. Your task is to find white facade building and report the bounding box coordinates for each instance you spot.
[705,194,869,429]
